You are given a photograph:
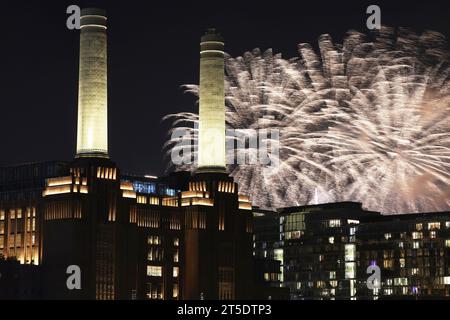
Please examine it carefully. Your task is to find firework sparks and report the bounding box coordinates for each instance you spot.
[164,27,450,214]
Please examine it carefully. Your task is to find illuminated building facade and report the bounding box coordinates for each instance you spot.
[279,203,450,300]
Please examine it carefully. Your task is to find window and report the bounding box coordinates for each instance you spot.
[411,268,419,276]
[446,222,450,229]
[412,232,422,240]
[413,241,420,249]
[398,242,404,248]
[148,236,161,245]
[173,284,179,299]
[384,233,391,240]
[329,271,336,280]
[0,236,4,249]
[349,227,356,236]
[173,267,179,278]
[328,219,341,228]
[445,240,450,248]
[0,210,4,221]
[430,231,436,239]
[399,258,405,268]
[428,222,441,230]
[329,237,335,244]
[345,262,356,279]
[174,250,179,263]
[17,210,22,219]
[0,222,4,235]
[415,223,423,231]
[173,237,179,247]
[394,278,408,286]
[384,260,393,269]
[147,266,162,277]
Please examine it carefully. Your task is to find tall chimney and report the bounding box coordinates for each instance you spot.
[197,29,226,173]
[76,8,108,158]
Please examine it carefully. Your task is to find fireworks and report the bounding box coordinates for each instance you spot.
[164,27,450,214]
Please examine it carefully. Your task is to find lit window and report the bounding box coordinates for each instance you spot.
[174,250,179,263]
[415,223,423,231]
[0,210,4,221]
[398,242,404,248]
[329,237,334,244]
[349,227,356,236]
[147,266,162,277]
[411,268,419,276]
[328,220,341,228]
[173,267,179,278]
[430,231,436,239]
[412,232,422,240]
[173,284,179,299]
[445,240,450,248]
[174,237,179,247]
[385,288,393,295]
[384,233,392,240]
[399,258,405,268]
[329,271,336,279]
[413,241,420,249]
[428,222,441,230]
[17,210,22,219]
[446,222,450,229]
[443,276,450,285]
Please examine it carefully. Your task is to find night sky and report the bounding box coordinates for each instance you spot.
[1,0,449,176]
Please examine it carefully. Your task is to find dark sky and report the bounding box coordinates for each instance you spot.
[1,0,449,176]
